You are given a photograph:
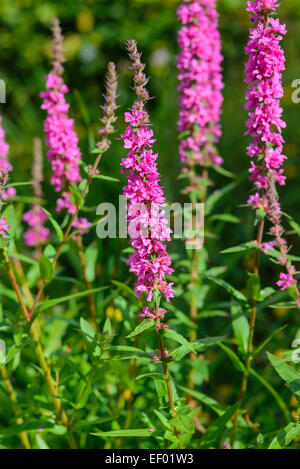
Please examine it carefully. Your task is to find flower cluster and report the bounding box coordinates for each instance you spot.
[120,40,174,308]
[139,306,168,330]
[23,208,49,247]
[0,116,16,201]
[150,348,173,363]
[177,0,224,177]
[245,1,299,297]
[0,217,9,238]
[40,18,89,234]
[23,138,50,248]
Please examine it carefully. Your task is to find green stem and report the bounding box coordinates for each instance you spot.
[232,217,265,436]
[156,328,183,449]
[75,235,99,331]
[0,365,31,449]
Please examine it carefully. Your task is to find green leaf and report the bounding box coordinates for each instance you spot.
[0,421,66,438]
[42,208,63,241]
[198,403,239,448]
[268,423,300,449]
[207,163,235,179]
[172,336,226,361]
[136,373,171,381]
[8,251,38,266]
[4,181,33,188]
[267,352,300,405]
[94,174,120,183]
[198,310,229,319]
[164,329,197,355]
[230,300,249,356]
[221,241,257,255]
[179,386,225,416]
[171,414,194,434]
[39,255,54,283]
[126,319,154,339]
[266,248,300,263]
[110,345,145,354]
[103,318,112,336]
[80,317,96,340]
[80,317,101,358]
[205,182,236,215]
[112,280,139,302]
[2,205,17,240]
[249,368,290,423]
[40,286,109,312]
[91,429,153,438]
[253,325,287,357]
[247,273,261,302]
[84,243,98,282]
[217,342,246,372]
[209,214,240,224]
[204,274,247,303]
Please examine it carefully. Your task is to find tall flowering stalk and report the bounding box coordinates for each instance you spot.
[177,0,224,195]
[121,44,174,306]
[75,62,118,331]
[233,0,299,435]
[23,138,50,250]
[27,61,118,324]
[245,0,300,302]
[177,0,224,394]
[40,18,89,234]
[121,40,182,447]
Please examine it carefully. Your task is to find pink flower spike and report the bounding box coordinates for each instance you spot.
[177,0,224,196]
[121,40,174,307]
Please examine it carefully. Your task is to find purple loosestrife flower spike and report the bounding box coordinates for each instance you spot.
[0,116,16,202]
[177,0,224,194]
[40,18,90,234]
[121,40,174,318]
[245,1,300,303]
[23,138,50,248]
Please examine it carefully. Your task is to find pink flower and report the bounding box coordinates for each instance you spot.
[40,20,88,233]
[23,207,50,247]
[72,217,91,236]
[150,348,172,362]
[277,273,297,291]
[0,217,10,238]
[258,241,274,253]
[23,138,50,249]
